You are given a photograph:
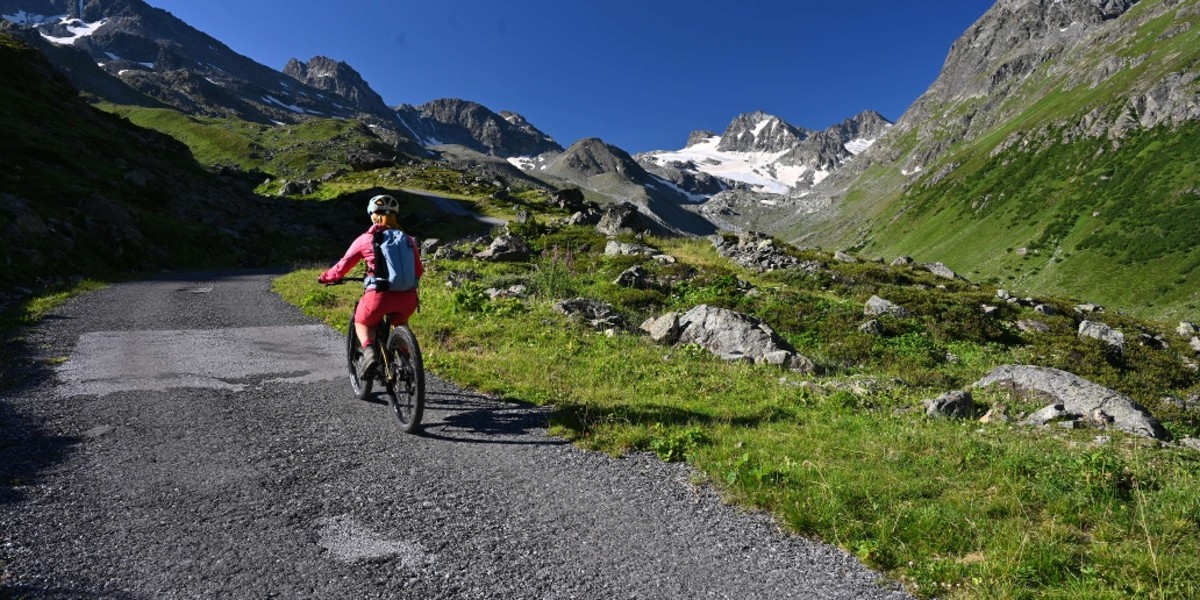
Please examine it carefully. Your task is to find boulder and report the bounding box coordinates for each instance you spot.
[554,298,627,332]
[613,265,649,289]
[923,390,977,418]
[858,319,883,335]
[595,202,642,236]
[1177,321,1198,337]
[973,365,1168,440]
[924,262,960,280]
[604,240,658,257]
[474,234,529,262]
[640,312,681,345]
[1078,320,1125,352]
[711,232,817,273]
[1016,320,1051,334]
[864,295,909,318]
[663,304,815,372]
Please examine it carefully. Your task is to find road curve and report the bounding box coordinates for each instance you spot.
[0,270,910,599]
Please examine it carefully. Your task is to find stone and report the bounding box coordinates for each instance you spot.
[553,298,627,332]
[924,262,960,280]
[595,202,643,236]
[973,365,1168,439]
[858,319,883,335]
[834,251,858,263]
[674,304,816,372]
[891,256,914,267]
[474,234,529,262]
[1078,320,1125,352]
[604,240,658,256]
[864,295,909,318]
[613,265,649,289]
[924,390,976,418]
[1177,321,1198,337]
[641,312,681,345]
[1016,320,1051,334]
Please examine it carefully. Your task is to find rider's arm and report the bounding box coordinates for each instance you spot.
[318,233,373,283]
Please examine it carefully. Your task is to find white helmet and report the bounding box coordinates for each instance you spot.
[367,194,399,215]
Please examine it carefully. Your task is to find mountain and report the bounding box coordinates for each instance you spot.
[539,138,717,236]
[0,0,425,152]
[636,110,892,197]
[0,31,356,306]
[759,0,1200,319]
[394,98,563,157]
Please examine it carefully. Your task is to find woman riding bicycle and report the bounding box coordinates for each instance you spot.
[318,194,423,376]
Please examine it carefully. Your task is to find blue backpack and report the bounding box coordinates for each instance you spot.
[366,229,419,291]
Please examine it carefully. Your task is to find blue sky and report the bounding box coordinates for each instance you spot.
[143,1,996,154]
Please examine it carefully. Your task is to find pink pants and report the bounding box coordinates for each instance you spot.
[355,290,418,328]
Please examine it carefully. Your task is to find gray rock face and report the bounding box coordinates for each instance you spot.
[395,98,562,157]
[924,390,977,418]
[711,232,818,273]
[1078,320,1125,351]
[924,262,960,280]
[613,266,649,289]
[974,365,1168,440]
[645,305,815,372]
[864,296,909,318]
[595,203,644,237]
[474,234,529,262]
[554,298,627,332]
[716,112,811,154]
[284,56,392,115]
[604,241,658,257]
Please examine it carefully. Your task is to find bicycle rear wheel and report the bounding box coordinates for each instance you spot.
[384,325,425,432]
[346,311,373,400]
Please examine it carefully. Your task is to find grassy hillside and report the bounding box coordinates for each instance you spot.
[796,0,1200,321]
[276,195,1200,598]
[100,104,400,184]
[0,33,254,288]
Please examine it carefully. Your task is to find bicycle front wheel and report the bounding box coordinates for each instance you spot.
[347,311,373,400]
[384,325,425,432]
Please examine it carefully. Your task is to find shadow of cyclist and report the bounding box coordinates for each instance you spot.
[414,389,567,446]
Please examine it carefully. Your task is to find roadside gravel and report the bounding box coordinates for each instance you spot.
[0,270,910,599]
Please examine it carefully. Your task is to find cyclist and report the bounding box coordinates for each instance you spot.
[318,194,423,376]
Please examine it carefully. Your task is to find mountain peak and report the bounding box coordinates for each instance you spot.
[284,55,391,114]
[716,111,809,153]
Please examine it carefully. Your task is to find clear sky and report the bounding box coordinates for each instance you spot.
[142,1,996,154]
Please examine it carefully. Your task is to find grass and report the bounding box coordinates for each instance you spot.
[273,216,1200,599]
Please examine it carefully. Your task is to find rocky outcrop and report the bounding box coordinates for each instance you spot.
[711,232,820,273]
[641,305,816,372]
[1078,320,1125,352]
[973,365,1168,440]
[554,298,627,332]
[395,98,562,157]
[474,234,529,262]
[716,112,811,154]
[284,56,392,115]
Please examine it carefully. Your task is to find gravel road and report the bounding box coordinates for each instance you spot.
[0,270,910,599]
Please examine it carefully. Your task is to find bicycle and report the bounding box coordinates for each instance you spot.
[328,279,425,432]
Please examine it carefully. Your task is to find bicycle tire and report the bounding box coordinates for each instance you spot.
[384,325,425,432]
[346,310,373,400]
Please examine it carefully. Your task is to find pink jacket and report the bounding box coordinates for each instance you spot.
[319,224,424,287]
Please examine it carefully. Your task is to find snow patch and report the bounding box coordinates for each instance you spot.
[4,12,110,45]
[263,95,323,115]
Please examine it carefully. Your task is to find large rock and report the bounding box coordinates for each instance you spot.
[474,234,529,262]
[711,232,819,273]
[1078,320,1125,352]
[973,365,1168,440]
[864,295,909,318]
[664,305,816,372]
[553,298,627,332]
[595,202,643,236]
